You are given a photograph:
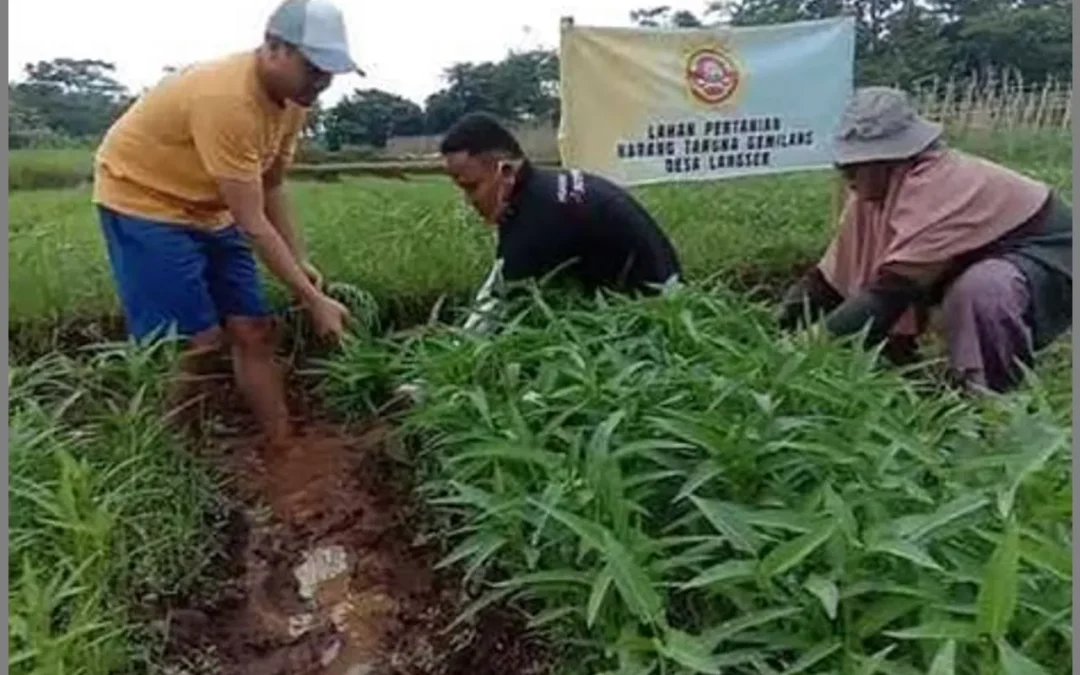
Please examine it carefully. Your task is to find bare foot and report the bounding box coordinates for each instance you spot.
[262,431,297,459]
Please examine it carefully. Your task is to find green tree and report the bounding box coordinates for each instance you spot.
[947,0,1072,82]
[422,49,559,133]
[324,88,425,150]
[423,89,468,135]
[630,5,707,27]
[633,0,1072,87]
[9,57,131,142]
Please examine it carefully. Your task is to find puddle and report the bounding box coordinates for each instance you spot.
[160,401,550,675]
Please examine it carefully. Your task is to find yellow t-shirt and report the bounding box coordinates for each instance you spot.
[93,51,308,230]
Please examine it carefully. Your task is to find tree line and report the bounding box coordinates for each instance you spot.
[9,0,1071,151]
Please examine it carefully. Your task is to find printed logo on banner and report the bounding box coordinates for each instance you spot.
[685,45,741,106]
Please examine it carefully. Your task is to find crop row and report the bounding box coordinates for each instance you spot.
[321,282,1073,675]
[9,341,221,673]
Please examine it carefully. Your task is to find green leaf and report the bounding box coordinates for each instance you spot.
[650,415,727,455]
[996,639,1053,675]
[612,439,694,462]
[873,661,923,675]
[677,459,726,502]
[494,569,592,589]
[438,480,500,512]
[529,498,607,551]
[889,494,989,542]
[976,520,1020,639]
[527,606,578,629]
[656,628,722,675]
[603,531,662,624]
[626,469,685,491]
[608,661,658,675]
[743,507,813,534]
[842,582,937,602]
[442,586,518,633]
[822,483,857,538]
[750,655,782,675]
[712,648,784,668]
[803,575,839,620]
[587,564,614,628]
[867,539,944,572]
[589,409,627,459]
[690,497,763,555]
[462,534,506,583]
[1017,532,1072,582]
[927,640,956,675]
[995,414,1068,518]
[449,441,560,468]
[883,621,978,641]
[652,537,727,574]
[537,401,588,443]
[703,606,803,649]
[1020,607,1071,652]
[779,638,842,675]
[680,559,756,590]
[856,645,897,675]
[759,521,837,579]
[436,532,500,570]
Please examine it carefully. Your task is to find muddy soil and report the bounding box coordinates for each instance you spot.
[158,379,550,675]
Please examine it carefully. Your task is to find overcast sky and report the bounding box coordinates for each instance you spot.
[9,0,707,105]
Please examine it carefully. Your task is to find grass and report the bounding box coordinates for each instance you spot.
[8,143,433,192]
[9,129,1072,402]
[6,128,1072,673]
[7,172,831,339]
[8,339,222,674]
[9,129,1072,330]
[9,148,96,191]
[319,283,1072,675]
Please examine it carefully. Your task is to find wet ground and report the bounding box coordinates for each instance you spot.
[157,381,550,675]
[14,266,813,674]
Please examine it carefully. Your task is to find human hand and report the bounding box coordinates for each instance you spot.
[306,292,350,341]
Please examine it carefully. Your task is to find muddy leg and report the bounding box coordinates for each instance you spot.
[225,316,293,447]
[165,327,228,428]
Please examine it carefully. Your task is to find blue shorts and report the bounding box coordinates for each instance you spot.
[97,205,270,341]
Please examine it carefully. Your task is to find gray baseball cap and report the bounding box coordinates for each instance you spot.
[266,0,365,76]
[832,87,942,166]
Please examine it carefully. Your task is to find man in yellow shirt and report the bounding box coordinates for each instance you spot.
[93,0,360,446]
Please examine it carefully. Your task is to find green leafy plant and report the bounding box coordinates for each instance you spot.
[9,341,221,674]
[325,282,1072,675]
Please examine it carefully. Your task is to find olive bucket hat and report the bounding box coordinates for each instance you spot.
[832,86,943,167]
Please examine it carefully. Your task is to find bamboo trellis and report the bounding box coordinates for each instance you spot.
[909,70,1072,132]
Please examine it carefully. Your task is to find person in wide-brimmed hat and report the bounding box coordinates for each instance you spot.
[778,86,1072,394]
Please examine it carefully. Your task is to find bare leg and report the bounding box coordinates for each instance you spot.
[224,316,292,446]
[165,326,227,424]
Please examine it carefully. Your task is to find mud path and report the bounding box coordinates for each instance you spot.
[162,382,549,675]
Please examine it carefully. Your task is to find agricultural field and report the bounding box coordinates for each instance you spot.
[8,130,1074,346]
[8,128,1073,675]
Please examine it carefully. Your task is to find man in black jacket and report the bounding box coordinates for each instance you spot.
[439,113,682,330]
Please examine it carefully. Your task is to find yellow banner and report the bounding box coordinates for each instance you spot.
[558,17,855,185]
